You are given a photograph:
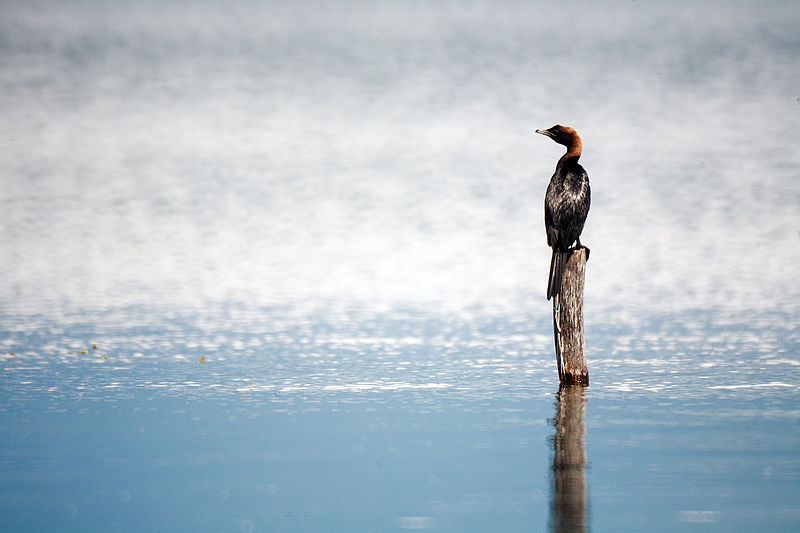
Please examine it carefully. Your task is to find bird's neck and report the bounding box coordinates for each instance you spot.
[560,136,582,163]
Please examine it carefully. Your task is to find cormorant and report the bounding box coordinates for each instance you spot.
[535,125,591,300]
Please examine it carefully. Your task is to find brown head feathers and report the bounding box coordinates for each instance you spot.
[535,125,583,160]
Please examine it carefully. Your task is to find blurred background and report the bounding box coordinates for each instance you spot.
[2,0,798,324]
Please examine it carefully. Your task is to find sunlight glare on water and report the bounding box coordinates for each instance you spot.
[1,0,798,319]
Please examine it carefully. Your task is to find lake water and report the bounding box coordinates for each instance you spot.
[1,1,799,531]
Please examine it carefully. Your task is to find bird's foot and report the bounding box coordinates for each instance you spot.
[574,240,590,261]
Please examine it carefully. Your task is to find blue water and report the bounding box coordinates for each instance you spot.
[1,1,799,531]
[2,306,798,531]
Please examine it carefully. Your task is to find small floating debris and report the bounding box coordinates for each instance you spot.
[92,344,98,350]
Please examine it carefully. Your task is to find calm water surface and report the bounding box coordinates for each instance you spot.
[1,1,799,531]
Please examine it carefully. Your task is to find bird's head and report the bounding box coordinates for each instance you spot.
[535,125,580,147]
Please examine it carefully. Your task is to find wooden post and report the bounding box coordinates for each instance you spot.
[550,385,588,532]
[552,247,589,386]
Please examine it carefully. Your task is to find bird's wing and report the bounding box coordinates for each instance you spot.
[544,203,558,247]
[547,167,590,249]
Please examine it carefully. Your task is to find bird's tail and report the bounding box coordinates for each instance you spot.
[547,249,568,300]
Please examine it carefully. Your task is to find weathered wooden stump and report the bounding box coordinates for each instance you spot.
[552,247,589,386]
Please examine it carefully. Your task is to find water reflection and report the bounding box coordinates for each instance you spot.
[549,385,588,532]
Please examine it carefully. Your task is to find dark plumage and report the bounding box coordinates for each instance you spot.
[535,125,591,300]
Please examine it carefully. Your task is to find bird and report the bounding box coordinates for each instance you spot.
[535,125,591,301]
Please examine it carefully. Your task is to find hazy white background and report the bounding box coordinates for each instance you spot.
[1,0,798,322]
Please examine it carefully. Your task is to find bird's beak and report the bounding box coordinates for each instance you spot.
[535,129,554,138]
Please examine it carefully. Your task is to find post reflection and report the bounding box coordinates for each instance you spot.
[549,385,589,532]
